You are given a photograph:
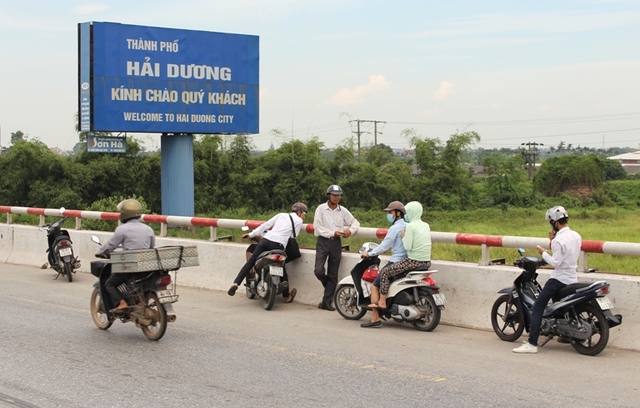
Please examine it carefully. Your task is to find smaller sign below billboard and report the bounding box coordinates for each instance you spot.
[87,136,127,153]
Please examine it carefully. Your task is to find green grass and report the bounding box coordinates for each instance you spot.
[3,207,639,275]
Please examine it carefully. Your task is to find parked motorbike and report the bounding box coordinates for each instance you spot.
[89,235,178,341]
[241,227,289,311]
[39,207,80,282]
[491,248,622,356]
[334,243,446,331]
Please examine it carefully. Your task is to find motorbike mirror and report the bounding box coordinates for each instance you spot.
[91,235,101,245]
[241,226,250,232]
[517,248,525,255]
[59,207,66,215]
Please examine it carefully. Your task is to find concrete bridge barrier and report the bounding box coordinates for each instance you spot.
[1,223,637,352]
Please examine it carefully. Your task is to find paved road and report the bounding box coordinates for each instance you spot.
[1,264,638,408]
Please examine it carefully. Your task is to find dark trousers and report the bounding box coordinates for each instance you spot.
[234,238,286,293]
[528,278,566,346]
[314,237,342,306]
[105,273,129,305]
[350,257,380,304]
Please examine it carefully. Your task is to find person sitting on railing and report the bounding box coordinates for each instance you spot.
[95,199,155,313]
[228,202,307,303]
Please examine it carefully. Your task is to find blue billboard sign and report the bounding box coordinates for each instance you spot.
[78,22,259,134]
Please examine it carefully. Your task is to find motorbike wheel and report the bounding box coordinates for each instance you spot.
[334,285,367,320]
[141,292,168,341]
[491,294,524,342]
[412,292,441,332]
[245,286,256,299]
[262,274,277,311]
[571,304,609,356]
[64,262,73,282]
[90,287,113,330]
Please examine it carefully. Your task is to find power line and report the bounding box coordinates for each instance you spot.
[521,142,543,180]
[349,119,386,157]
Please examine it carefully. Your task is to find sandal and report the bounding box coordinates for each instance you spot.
[284,288,297,303]
[367,301,387,310]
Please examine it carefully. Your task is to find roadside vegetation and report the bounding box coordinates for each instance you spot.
[1,132,639,274]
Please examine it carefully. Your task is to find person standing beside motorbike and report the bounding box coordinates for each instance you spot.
[95,199,156,313]
[359,201,407,328]
[367,201,431,313]
[228,202,307,303]
[313,185,360,311]
[513,205,582,354]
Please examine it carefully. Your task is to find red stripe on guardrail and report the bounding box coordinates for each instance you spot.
[62,210,83,218]
[101,212,120,221]
[582,240,605,254]
[191,217,218,227]
[305,224,315,234]
[27,208,46,215]
[456,233,504,247]
[0,206,11,213]
[245,220,264,230]
[143,214,168,224]
[376,228,388,239]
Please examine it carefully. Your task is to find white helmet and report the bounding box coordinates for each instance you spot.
[546,206,569,222]
[358,242,379,254]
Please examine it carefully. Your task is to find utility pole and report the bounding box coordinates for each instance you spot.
[521,142,544,180]
[349,119,386,158]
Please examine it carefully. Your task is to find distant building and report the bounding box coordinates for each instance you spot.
[608,151,640,175]
[49,147,63,155]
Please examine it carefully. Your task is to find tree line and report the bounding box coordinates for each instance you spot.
[0,130,637,216]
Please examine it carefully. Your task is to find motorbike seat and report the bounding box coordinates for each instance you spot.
[553,282,592,301]
[255,249,287,270]
[256,249,286,260]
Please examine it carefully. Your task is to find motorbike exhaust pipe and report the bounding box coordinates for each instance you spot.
[167,313,177,323]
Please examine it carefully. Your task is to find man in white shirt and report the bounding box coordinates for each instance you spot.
[313,185,360,311]
[228,202,307,303]
[513,205,582,354]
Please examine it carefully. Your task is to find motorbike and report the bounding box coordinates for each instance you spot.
[491,248,622,356]
[39,207,80,282]
[241,227,289,311]
[334,243,446,331]
[89,235,178,341]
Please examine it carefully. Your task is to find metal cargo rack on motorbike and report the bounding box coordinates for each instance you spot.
[108,245,199,273]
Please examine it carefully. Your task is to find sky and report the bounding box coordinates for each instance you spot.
[1,0,639,152]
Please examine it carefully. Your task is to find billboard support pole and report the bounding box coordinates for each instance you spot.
[161,133,194,218]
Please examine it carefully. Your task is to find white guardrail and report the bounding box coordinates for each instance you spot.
[2,205,640,272]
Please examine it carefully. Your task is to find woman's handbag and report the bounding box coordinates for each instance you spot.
[285,215,301,263]
[362,264,380,282]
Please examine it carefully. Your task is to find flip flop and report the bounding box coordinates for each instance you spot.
[284,288,297,303]
[367,301,387,310]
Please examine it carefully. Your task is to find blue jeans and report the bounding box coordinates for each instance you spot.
[528,278,566,346]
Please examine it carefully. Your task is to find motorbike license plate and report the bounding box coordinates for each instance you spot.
[59,248,72,257]
[157,289,178,304]
[433,293,446,306]
[269,266,284,277]
[596,296,614,310]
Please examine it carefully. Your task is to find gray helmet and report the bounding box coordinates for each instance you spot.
[546,206,569,223]
[327,184,343,195]
[117,199,143,222]
[291,202,308,213]
[384,201,405,215]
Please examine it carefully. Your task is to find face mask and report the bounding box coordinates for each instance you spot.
[404,215,410,222]
[386,214,395,223]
